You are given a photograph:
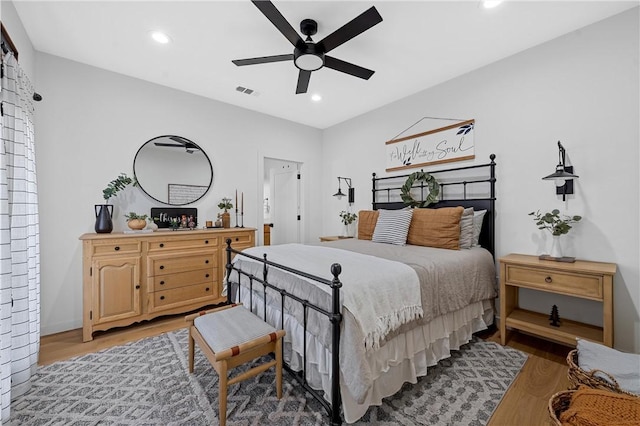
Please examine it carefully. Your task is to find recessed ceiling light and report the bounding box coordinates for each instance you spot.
[482,1,503,9]
[150,31,171,44]
[311,94,322,102]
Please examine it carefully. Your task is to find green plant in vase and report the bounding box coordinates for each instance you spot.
[529,209,582,259]
[218,197,233,228]
[95,173,138,234]
[339,211,357,237]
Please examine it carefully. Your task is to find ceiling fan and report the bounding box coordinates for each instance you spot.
[232,0,383,94]
[154,136,200,153]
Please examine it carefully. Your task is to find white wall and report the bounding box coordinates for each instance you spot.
[322,8,640,352]
[31,54,322,335]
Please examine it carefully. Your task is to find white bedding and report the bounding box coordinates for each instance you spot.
[229,241,497,423]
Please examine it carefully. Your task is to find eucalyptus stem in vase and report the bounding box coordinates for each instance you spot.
[529,209,582,260]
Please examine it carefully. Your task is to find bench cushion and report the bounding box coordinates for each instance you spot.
[194,306,277,353]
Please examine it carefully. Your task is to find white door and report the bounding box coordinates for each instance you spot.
[270,167,300,245]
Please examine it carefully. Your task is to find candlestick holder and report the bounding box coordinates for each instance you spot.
[240,212,244,228]
[235,209,239,228]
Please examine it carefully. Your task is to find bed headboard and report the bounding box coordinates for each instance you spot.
[372,154,496,256]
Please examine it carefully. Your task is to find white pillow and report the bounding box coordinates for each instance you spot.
[471,209,487,247]
[577,338,640,395]
[372,209,414,246]
[459,207,474,249]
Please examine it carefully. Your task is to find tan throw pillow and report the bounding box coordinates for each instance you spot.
[407,206,464,250]
[357,210,379,240]
[459,207,474,249]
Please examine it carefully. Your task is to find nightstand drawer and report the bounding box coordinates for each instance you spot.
[505,265,602,299]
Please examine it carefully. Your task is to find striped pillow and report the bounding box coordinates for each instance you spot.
[372,209,414,245]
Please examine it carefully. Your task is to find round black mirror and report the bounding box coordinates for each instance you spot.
[133,135,213,205]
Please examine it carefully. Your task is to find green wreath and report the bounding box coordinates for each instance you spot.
[400,171,439,208]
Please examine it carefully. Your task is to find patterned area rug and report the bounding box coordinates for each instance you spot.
[11,328,527,425]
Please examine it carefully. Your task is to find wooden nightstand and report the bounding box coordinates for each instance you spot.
[319,236,353,242]
[499,253,616,347]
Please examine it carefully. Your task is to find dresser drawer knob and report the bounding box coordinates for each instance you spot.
[160,280,165,285]
[160,296,165,300]
[205,274,210,278]
[205,240,209,244]
[135,285,140,289]
[545,276,552,283]
[205,287,210,292]
[235,237,239,241]
[159,265,165,270]
[205,260,209,264]
[159,243,164,248]
[114,246,120,251]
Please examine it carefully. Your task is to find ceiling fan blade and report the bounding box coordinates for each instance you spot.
[324,56,375,80]
[232,54,293,66]
[296,70,311,94]
[169,136,188,144]
[251,0,304,48]
[317,6,382,53]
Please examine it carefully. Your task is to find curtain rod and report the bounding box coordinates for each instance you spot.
[1,23,43,102]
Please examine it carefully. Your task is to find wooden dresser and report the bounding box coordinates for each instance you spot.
[80,228,255,341]
[499,253,616,347]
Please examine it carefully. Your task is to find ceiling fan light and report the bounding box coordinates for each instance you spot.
[295,53,324,71]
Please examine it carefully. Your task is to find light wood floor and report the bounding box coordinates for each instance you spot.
[39,316,570,426]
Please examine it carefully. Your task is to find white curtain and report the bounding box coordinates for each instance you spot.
[0,52,40,424]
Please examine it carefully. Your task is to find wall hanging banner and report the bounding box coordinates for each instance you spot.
[385,119,475,172]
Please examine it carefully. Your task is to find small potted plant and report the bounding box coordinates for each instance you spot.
[124,212,148,230]
[95,173,137,233]
[529,209,582,259]
[339,211,358,237]
[218,197,233,228]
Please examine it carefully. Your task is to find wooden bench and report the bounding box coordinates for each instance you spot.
[186,304,286,426]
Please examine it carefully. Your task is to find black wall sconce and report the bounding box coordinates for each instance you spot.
[333,177,355,204]
[542,141,579,201]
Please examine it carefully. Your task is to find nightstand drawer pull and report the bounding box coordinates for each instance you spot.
[160,243,164,248]
[114,246,120,251]
[135,285,140,289]
[545,276,552,283]
[205,287,210,292]
[160,296,165,300]
[205,240,209,244]
[159,265,165,270]
[160,280,165,285]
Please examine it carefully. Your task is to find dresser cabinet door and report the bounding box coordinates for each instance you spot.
[91,255,141,325]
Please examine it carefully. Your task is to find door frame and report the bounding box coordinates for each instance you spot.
[257,152,305,246]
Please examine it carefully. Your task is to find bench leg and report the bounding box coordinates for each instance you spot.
[219,361,228,426]
[276,338,283,399]
[188,327,195,373]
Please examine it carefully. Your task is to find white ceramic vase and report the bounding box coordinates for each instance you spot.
[550,235,563,258]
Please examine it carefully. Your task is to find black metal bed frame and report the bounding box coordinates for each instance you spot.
[225,154,496,425]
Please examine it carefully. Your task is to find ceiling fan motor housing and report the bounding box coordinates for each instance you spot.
[294,42,325,71]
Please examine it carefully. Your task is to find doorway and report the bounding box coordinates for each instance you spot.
[263,158,302,245]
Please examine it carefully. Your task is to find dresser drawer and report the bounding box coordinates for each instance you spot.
[150,283,217,311]
[91,240,141,256]
[225,233,254,246]
[147,237,218,252]
[148,253,216,276]
[148,268,216,292]
[505,265,602,299]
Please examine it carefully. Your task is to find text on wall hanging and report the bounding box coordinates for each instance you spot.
[385,119,475,172]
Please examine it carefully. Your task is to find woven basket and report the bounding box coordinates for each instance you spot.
[548,390,574,426]
[567,350,638,397]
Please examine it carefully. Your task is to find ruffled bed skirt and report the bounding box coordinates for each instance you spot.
[238,287,493,423]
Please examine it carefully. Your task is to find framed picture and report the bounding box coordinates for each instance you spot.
[385,119,475,172]
[168,184,208,205]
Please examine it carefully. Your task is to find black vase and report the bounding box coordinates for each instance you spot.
[95,204,113,233]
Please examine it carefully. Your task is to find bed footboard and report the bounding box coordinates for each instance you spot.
[225,239,344,425]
